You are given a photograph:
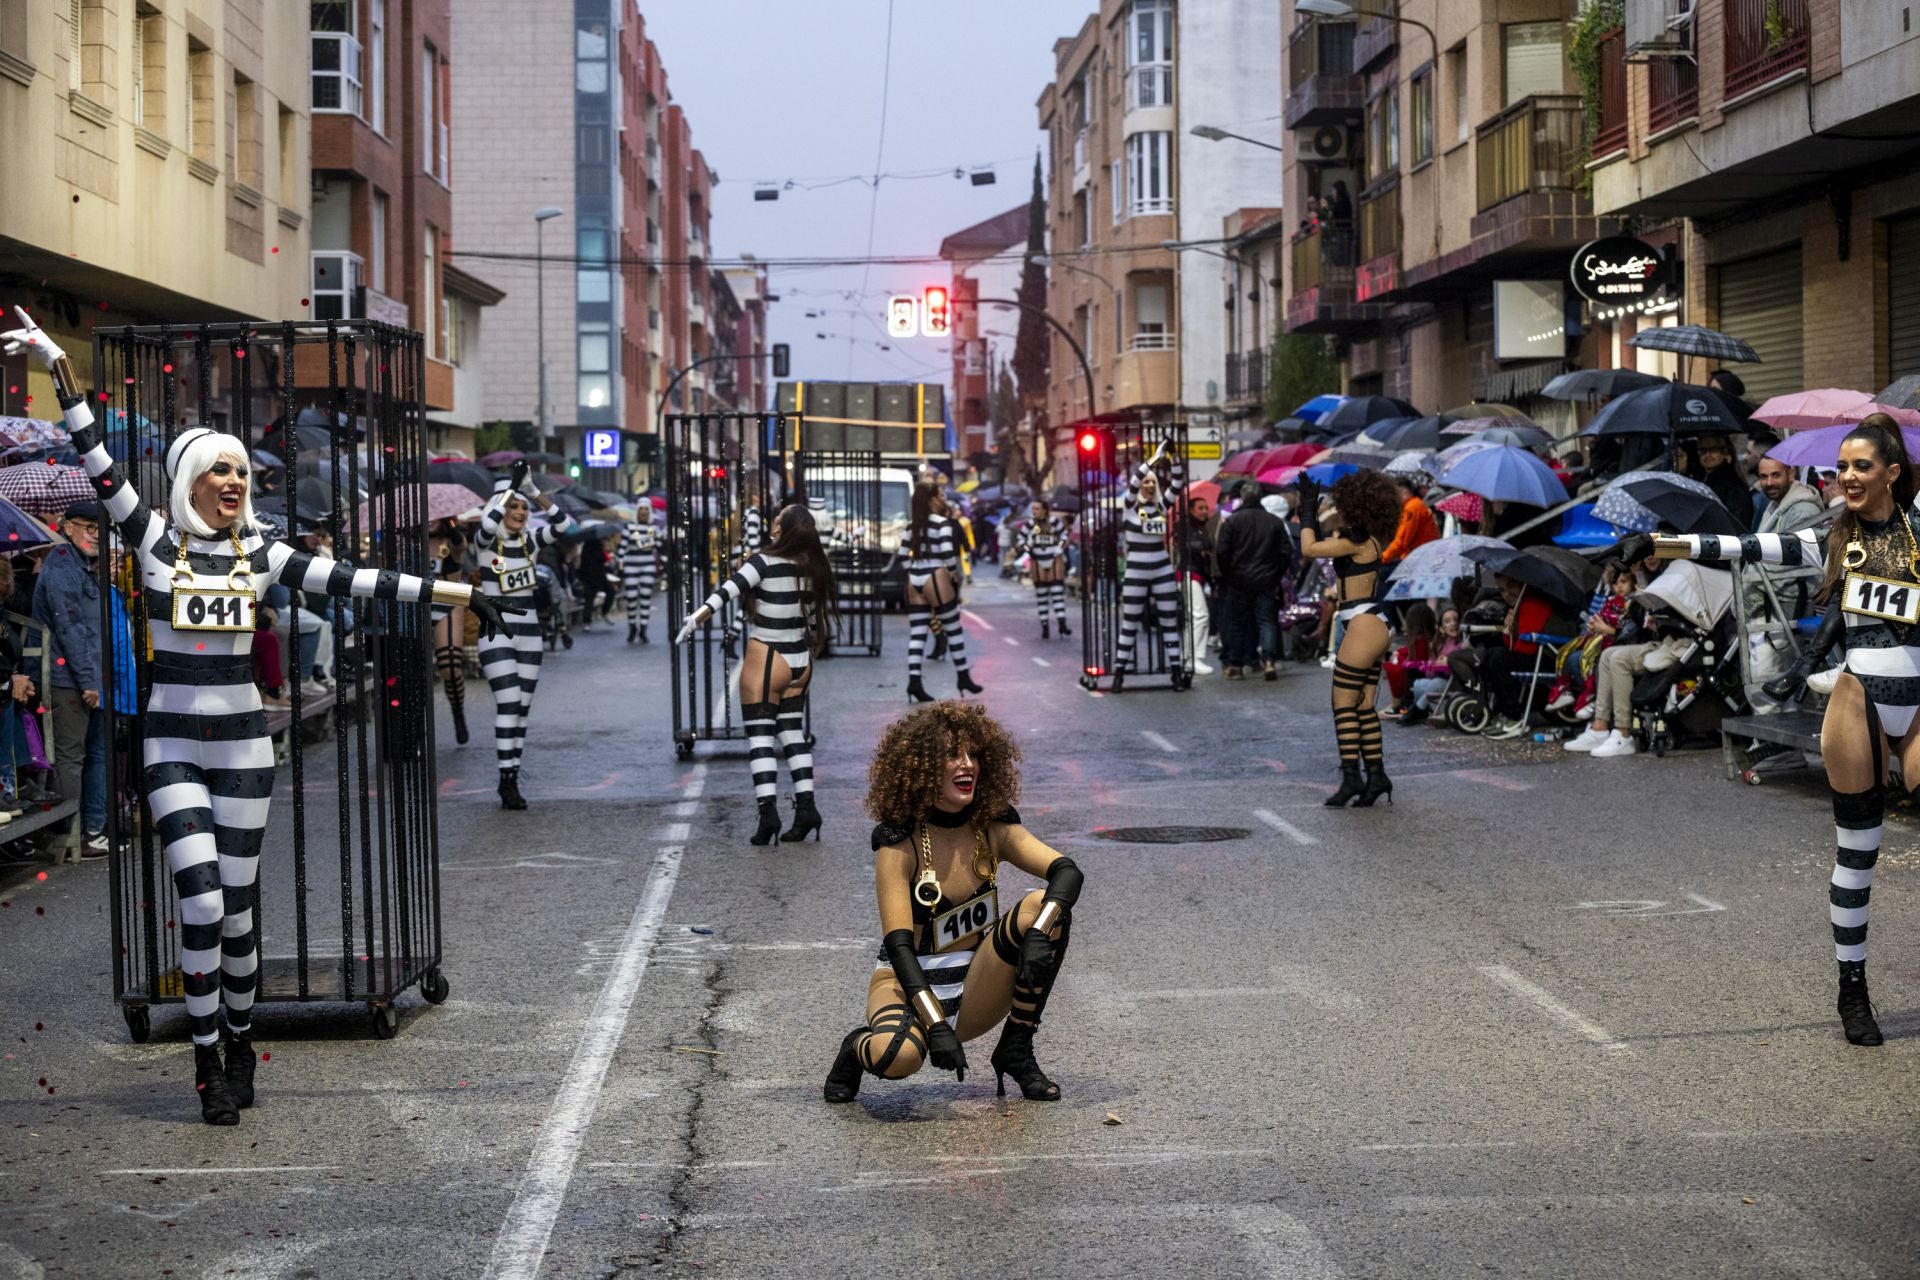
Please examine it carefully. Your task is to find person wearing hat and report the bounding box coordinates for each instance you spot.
[31,499,108,858]
[2,306,513,1126]
[1213,480,1293,680]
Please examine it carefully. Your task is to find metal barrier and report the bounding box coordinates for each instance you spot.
[1076,419,1192,691]
[94,320,446,1042]
[789,448,884,657]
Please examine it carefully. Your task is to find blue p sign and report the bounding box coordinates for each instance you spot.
[585,430,619,468]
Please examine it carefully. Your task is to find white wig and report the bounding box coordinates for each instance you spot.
[167,428,260,540]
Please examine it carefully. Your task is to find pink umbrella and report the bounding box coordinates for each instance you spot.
[357,482,498,528]
[1751,389,1896,432]
[1256,463,1307,487]
[1435,491,1484,523]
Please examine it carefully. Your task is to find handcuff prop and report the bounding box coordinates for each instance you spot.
[170,530,257,632]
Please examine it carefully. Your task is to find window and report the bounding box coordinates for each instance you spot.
[1126,0,1172,108]
[278,104,296,199]
[1448,44,1468,144]
[1126,131,1172,215]
[232,73,260,187]
[1410,70,1433,165]
[1111,159,1123,223]
[1503,22,1564,107]
[310,0,362,116]
[133,5,163,132]
[578,265,611,303]
[310,251,363,321]
[1367,89,1399,182]
[67,0,81,93]
[579,322,611,375]
[370,190,388,293]
[368,0,385,133]
[186,35,213,164]
[1133,281,1168,346]
[1074,191,1090,249]
[422,224,439,359]
[420,42,439,178]
[575,20,608,93]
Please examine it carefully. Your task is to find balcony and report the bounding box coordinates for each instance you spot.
[1356,183,1400,302]
[310,32,363,116]
[1112,345,1177,410]
[688,296,707,329]
[647,141,661,187]
[1285,223,1387,333]
[1476,95,1585,212]
[1225,349,1267,404]
[1284,21,1360,130]
[1592,28,1628,158]
[1127,63,1172,111]
[1647,54,1700,134]
[309,249,364,321]
[688,225,706,261]
[1352,1,1397,72]
[1724,0,1808,100]
[1129,330,1175,352]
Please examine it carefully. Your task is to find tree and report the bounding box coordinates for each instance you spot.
[1266,332,1340,423]
[1011,152,1050,406]
[474,421,515,458]
[988,357,1027,483]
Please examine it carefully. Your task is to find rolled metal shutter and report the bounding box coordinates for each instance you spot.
[1890,214,1920,381]
[1715,248,1803,402]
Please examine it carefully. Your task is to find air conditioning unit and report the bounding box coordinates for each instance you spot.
[1303,125,1349,164]
[1625,0,1693,58]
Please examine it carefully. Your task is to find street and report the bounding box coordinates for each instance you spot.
[3,579,1919,1279]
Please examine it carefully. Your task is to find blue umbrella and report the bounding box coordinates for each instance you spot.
[0,495,54,552]
[1592,478,1661,533]
[1384,534,1512,601]
[1303,462,1358,484]
[1293,394,1346,424]
[1436,444,1567,507]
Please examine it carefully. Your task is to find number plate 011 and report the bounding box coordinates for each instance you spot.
[932,887,998,952]
[171,586,258,632]
[1844,572,1920,625]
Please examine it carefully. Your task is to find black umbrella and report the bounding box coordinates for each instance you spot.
[1878,375,1920,412]
[291,406,365,438]
[570,484,627,508]
[1541,368,1668,401]
[428,460,497,499]
[1578,383,1746,438]
[1312,395,1422,438]
[1370,414,1455,450]
[1616,473,1746,537]
[549,490,595,519]
[1627,324,1761,364]
[1464,544,1602,609]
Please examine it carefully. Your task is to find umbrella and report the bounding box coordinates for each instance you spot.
[0,461,94,517]
[1260,442,1324,469]
[1441,414,1539,436]
[1540,368,1669,401]
[1440,401,1529,421]
[1369,414,1454,451]
[1045,484,1083,513]
[1316,445,1396,469]
[290,406,363,439]
[549,490,596,519]
[1314,396,1421,437]
[570,484,627,508]
[1615,472,1746,537]
[1384,450,1439,480]
[250,447,284,470]
[1303,462,1358,485]
[1384,534,1512,601]
[356,483,495,528]
[1750,388,1880,432]
[479,449,524,467]
[1465,544,1601,608]
[1592,477,1662,534]
[1356,416,1418,449]
[1628,324,1761,364]
[1217,449,1267,478]
[1877,375,1920,411]
[567,519,622,543]
[1579,383,1746,438]
[1436,445,1567,507]
[1434,438,1501,469]
[428,459,497,498]
[1293,394,1346,424]
[1434,491,1484,523]
[0,496,54,552]
[1477,424,1556,449]
[1186,480,1222,511]
[1767,421,1920,468]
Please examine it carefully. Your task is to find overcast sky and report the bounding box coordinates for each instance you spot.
[640,0,1099,387]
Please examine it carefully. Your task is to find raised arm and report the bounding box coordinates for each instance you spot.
[699,552,766,616]
[1636,529,1825,568]
[266,540,512,635]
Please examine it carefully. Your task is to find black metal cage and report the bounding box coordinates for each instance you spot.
[1076,419,1193,692]
[94,320,447,1042]
[788,447,885,657]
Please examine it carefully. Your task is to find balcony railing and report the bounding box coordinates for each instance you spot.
[1724,0,1808,99]
[1353,0,1398,71]
[1129,330,1175,352]
[1647,54,1700,132]
[1284,20,1360,129]
[1474,95,1585,213]
[1358,186,1399,263]
[1225,349,1267,402]
[1593,27,1628,156]
[1127,64,1172,110]
[310,32,363,116]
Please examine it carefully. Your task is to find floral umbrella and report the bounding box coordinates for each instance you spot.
[1384,534,1511,601]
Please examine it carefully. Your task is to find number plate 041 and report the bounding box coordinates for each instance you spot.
[171,586,258,632]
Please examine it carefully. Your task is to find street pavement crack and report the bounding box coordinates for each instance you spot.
[644,956,730,1274]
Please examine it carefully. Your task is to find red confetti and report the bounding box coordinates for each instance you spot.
[300,298,310,308]
[54,657,64,666]
[124,376,134,385]
[98,300,109,310]
[34,871,46,881]
[46,1086,54,1094]
[34,906,43,915]
[457,1079,468,1087]
[259,1052,269,1061]
[386,676,397,687]
[8,533,17,540]
[34,1022,42,1030]
[162,363,174,374]
[37,1077,45,1086]
[96,391,110,402]
[271,246,280,254]
[389,699,399,707]
[235,348,247,360]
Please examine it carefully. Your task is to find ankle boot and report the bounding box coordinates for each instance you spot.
[906,675,934,703]
[1838,962,1884,1046]
[955,670,984,696]
[451,703,469,746]
[1354,761,1394,807]
[822,1027,867,1103]
[628,622,639,643]
[1058,617,1071,637]
[224,1032,257,1108]
[498,769,527,811]
[1041,620,1050,640]
[1324,764,1365,807]
[194,1043,240,1125]
[782,794,823,843]
[989,1022,1060,1101]
[1110,670,1126,694]
[750,798,783,846]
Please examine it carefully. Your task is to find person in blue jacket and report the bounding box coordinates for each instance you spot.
[32,501,107,856]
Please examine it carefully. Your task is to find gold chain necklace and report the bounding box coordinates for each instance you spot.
[912,819,995,908]
[1843,509,1920,577]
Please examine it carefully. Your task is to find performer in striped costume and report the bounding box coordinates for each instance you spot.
[1112,448,1186,692]
[474,462,576,810]
[904,481,983,703]
[4,307,508,1125]
[618,515,659,643]
[721,504,764,657]
[1016,499,1071,640]
[428,520,471,743]
[678,503,837,845]
[824,703,1084,1105]
[1625,416,1914,1048]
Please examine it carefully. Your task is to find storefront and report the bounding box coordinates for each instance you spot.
[1714,247,1803,401]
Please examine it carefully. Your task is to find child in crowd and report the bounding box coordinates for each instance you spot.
[1384,604,1437,714]
[1546,563,1633,715]
[1399,607,1463,726]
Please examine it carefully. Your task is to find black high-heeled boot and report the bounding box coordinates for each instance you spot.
[224,1031,257,1108]
[822,1027,867,1103]
[783,794,823,843]
[1059,617,1071,637]
[1838,962,1884,1046]
[955,670,984,696]
[1354,761,1393,807]
[749,798,783,846]
[195,1043,240,1126]
[906,676,934,703]
[498,769,527,811]
[638,624,649,643]
[1324,764,1364,807]
[628,622,638,643]
[1041,620,1050,640]
[989,1022,1060,1101]
[451,702,469,746]
[1110,669,1126,694]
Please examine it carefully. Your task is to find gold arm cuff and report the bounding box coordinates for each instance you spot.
[1650,535,1691,560]
[430,581,472,607]
[911,990,946,1029]
[1032,901,1063,936]
[49,355,79,403]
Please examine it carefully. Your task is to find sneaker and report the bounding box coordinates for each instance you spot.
[1224,667,1243,680]
[1319,655,1337,669]
[1591,729,1639,758]
[1807,667,1841,696]
[1575,703,1596,721]
[1643,637,1689,672]
[80,832,109,858]
[1263,663,1277,682]
[1546,690,1575,712]
[1484,717,1530,740]
[300,679,331,700]
[1192,659,1214,676]
[1562,726,1608,752]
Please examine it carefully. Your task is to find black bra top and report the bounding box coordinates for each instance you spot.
[1333,533,1381,579]
[870,803,1022,851]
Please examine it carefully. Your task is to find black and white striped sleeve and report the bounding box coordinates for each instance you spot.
[67,397,166,562]
[1674,529,1824,568]
[703,552,767,614]
[267,544,430,602]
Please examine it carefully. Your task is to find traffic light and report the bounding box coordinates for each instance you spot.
[568,461,582,478]
[923,285,951,337]
[887,295,919,338]
[1078,428,1100,454]
[1075,425,1115,475]
[771,342,790,379]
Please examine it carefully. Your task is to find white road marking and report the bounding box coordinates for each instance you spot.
[1270,964,1365,1013]
[484,841,689,1280]
[962,609,994,631]
[669,800,698,817]
[1141,729,1179,753]
[1003,635,1021,646]
[1684,891,1727,912]
[1353,1142,1518,1152]
[683,762,708,800]
[586,1160,777,1171]
[1479,965,1629,1053]
[662,822,690,844]
[1253,807,1319,846]
[1062,1205,1344,1278]
[1568,893,1728,917]
[1032,657,1051,667]
[1082,684,1104,698]
[101,1165,342,1175]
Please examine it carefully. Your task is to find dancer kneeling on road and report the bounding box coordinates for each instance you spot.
[2,306,512,1125]
[824,702,1084,1104]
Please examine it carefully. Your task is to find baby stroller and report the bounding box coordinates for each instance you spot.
[1627,560,1745,755]
[1439,596,1510,732]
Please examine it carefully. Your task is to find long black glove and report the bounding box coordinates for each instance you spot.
[466,592,522,641]
[1018,857,1084,989]
[882,928,967,1079]
[924,1022,967,1079]
[1295,477,1323,537]
[509,459,532,494]
[1764,599,1843,702]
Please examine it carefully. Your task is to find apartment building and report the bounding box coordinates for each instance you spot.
[1220,207,1288,420]
[1281,0,1605,426]
[719,259,773,414]
[938,204,1027,460]
[0,0,310,412]
[1588,0,1920,399]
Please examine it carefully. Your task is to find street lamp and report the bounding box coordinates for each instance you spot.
[1296,0,1437,63]
[1034,252,1125,355]
[1188,124,1285,155]
[533,205,564,441]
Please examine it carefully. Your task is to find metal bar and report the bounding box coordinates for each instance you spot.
[283,321,310,999]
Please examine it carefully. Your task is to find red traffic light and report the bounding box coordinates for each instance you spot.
[923,285,951,337]
[1078,430,1100,453]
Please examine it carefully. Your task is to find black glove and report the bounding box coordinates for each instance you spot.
[1295,477,1322,536]
[509,460,532,493]
[1017,924,1058,991]
[925,1021,967,1080]
[466,593,523,641]
[1616,532,1653,564]
[1763,658,1813,703]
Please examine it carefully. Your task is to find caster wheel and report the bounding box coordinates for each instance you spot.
[675,740,694,760]
[419,969,450,1005]
[1453,697,1491,735]
[804,733,816,749]
[1742,768,1764,786]
[1653,737,1667,758]
[561,633,574,650]
[1079,676,1095,690]
[371,1005,398,1040]
[123,1005,151,1043]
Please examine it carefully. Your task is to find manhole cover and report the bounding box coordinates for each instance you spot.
[1090,826,1250,844]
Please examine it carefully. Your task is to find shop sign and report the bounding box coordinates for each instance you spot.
[1570,236,1668,304]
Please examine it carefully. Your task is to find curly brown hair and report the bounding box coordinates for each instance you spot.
[1331,469,1404,546]
[864,702,1022,829]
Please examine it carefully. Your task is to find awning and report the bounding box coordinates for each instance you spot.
[1475,359,1572,403]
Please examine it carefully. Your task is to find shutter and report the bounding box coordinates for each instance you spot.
[1715,248,1802,402]
[1503,23,1564,106]
[1890,214,1920,381]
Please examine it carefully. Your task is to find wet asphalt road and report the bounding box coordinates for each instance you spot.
[3,578,1919,1280]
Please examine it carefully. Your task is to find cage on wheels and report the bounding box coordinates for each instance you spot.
[95,320,448,1043]
[782,444,885,658]
[1074,418,1194,692]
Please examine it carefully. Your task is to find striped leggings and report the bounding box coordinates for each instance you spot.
[623,566,656,627]
[479,618,545,770]
[742,693,813,801]
[908,599,969,678]
[1033,579,1067,627]
[1116,569,1181,672]
[1831,787,1881,964]
[147,710,275,1047]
